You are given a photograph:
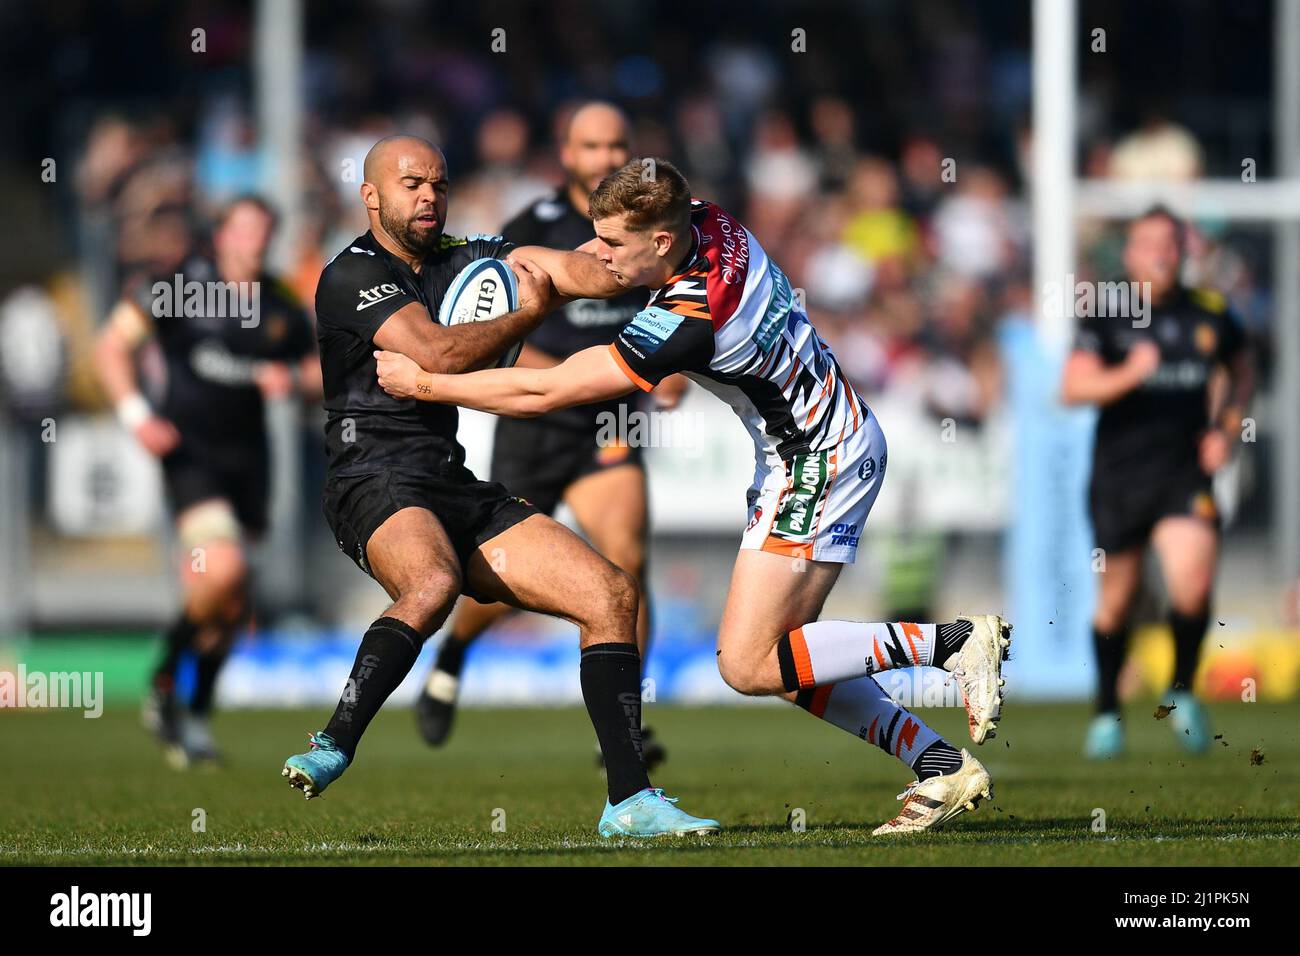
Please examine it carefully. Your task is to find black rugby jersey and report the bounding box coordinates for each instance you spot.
[314,230,513,477]
[1074,286,1246,475]
[132,255,314,447]
[502,189,646,430]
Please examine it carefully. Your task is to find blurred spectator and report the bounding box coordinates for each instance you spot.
[111,150,195,281]
[841,157,921,270]
[743,109,817,249]
[898,134,946,220]
[930,165,1022,279]
[800,195,875,314]
[809,96,858,193]
[917,275,1002,426]
[195,96,264,212]
[675,95,735,206]
[444,108,551,236]
[1108,115,1204,180]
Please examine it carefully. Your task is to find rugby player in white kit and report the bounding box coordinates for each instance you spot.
[376,158,1012,834]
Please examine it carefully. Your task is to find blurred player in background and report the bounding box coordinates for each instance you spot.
[378,159,1013,835]
[1061,206,1254,758]
[284,136,720,838]
[94,195,322,767]
[416,103,685,768]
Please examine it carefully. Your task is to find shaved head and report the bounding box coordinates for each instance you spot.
[362,134,444,183]
[360,135,449,259]
[563,102,628,146]
[559,102,631,203]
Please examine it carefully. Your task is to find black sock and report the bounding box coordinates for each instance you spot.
[324,616,425,760]
[154,612,199,690]
[912,740,963,780]
[434,634,469,677]
[580,643,651,804]
[1093,625,1130,714]
[1169,609,1209,691]
[190,648,229,716]
[932,620,975,669]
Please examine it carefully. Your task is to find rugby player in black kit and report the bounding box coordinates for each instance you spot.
[1061,206,1254,758]
[283,135,718,836]
[415,103,683,766]
[95,195,321,768]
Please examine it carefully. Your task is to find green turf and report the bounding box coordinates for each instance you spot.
[0,701,1296,865]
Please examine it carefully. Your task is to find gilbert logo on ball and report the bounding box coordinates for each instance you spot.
[438,257,523,369]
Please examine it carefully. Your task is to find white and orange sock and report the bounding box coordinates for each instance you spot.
[794,676,959,775]
[777,620,945,692]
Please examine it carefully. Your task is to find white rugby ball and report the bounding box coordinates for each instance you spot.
[437,257,523,369]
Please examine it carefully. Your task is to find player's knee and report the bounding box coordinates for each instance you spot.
[717,656,772,697]
[588,563,639,631]
[607,565,640,623]
[214,552,248,594]
[404,566,462,630]
[190,545,247,604]
[1093,607,1129,634]
[1094,590,1134,633]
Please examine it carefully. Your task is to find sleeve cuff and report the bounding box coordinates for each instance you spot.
[364,299,414,343]
[608,344,655,392]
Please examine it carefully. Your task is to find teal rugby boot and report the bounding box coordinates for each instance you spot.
[598,788,721,838]
[282,731,351,799]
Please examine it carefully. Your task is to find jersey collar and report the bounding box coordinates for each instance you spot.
[664,224,702,285]
[366,230,422,278]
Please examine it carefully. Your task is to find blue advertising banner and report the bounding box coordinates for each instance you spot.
[1001,320,1097,699]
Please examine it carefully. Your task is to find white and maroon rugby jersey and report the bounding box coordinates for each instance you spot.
[610,199,871,462]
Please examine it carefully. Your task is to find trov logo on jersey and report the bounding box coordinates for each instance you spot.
[357,283,402,311]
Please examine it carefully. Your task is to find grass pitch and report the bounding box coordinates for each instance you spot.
[1,701,1296,865]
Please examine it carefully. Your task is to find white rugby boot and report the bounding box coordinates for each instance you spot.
[872,750,993,836]
[945,614,1012,744]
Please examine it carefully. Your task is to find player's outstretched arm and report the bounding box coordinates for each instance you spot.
[507,245,625,300]
[375,344,636,417]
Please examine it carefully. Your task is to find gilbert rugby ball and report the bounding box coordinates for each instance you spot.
[437,257,523,369]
